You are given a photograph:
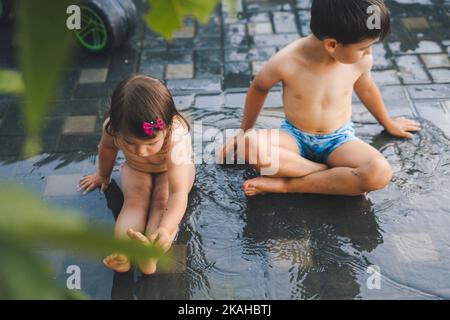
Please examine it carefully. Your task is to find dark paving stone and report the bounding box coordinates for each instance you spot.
[48,99,101,117]
[71,51,111,69]
[167,38,195,51]
[57,134,101,153]
[195,50,222,78]
[73,83,115,100]
[197,15,221,37]
[142,36,168,52]
[141,50,193,64]
[107,50,138,82]
[224,62,252,89]
[138,62,165,80]
[0,136,24,156]
[194,37,221,50]
[0,105,25,136]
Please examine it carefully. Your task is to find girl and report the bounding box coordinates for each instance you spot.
[78,75,195,274]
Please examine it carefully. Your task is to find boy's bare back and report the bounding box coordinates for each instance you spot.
[256,36,372,134]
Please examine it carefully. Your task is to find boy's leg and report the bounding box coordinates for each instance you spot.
[244,140,392,196]
[104,163,152,272]
[242,129,328,177]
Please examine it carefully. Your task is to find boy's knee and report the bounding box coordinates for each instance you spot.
[359,158,392,192]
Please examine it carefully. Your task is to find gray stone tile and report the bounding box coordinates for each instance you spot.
[263,90,283,108]
[372,70,401,85]
[421,54,450,69]
[372,44,393,70]
[194,94,224,109]
[173,95,194,111]
[247,12,270,23]
[44,173,84,196]
[167,77,222,94]
[165,63,194,79]
[247,22,273,35]
[224,91,247,108]
[78,68,109,84]
[252,61,266,76]
[251,33,299,48]
[415,101,450,138]
[429,69,450,83]
[296,0,312,10]
[400,17,430,30]
[393,233,439,263]
[408,84,450,99]
[139,63,165,80]
[62,116,97,134]
[172,25,195,39]
[389,41,442,55]
[395,55,430,84]
[273,12,297,34]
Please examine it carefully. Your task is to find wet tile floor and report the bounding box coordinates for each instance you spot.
[0,0,449,299]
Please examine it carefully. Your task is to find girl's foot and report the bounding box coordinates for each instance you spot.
[103,253,131,273]
[243,177,288,196]
[126,228,157,275]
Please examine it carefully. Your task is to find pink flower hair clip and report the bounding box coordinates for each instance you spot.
[142,118,165,137]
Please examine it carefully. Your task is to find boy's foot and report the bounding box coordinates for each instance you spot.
[103,253,131,273]
[126,228,158,275]
[243,177,288,196]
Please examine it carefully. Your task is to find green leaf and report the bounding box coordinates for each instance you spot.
[145,0,218,39]
[0,70,25,95]
[0,238,88,299]
[16,0,77,157]
[0,185,165,264]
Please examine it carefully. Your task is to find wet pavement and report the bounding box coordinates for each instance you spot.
[0,0,449,299]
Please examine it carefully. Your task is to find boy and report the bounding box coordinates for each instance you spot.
[223,0,421,197]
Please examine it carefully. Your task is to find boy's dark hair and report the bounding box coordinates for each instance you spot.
[310,0,391,45]
[105,74,190,139]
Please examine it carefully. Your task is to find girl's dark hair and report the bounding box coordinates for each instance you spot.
[310,0,391,45]
[105,75,190,139]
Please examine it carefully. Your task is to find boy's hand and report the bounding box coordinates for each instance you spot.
[384,117,421,139]
[78,174,110,194]
[148,227,172,252]
[219,132,245,164]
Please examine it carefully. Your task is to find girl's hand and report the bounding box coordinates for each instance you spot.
[78,174,110,194]
[385,117,421,139]
[148,227,173,252]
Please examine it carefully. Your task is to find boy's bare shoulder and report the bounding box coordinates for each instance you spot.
[268,39,305,77]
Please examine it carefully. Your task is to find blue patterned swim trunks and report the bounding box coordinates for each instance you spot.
[280,119,359,163]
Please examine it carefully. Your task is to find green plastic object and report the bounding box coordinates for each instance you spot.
[74,5,107,52]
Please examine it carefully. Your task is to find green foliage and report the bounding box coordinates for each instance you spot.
[16,0,77,156]
[145,0,218,39]
[0,70,24,95]
[0,186,166,299]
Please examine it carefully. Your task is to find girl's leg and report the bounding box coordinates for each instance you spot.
[103,163,152,272]
[140,172,171,274]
